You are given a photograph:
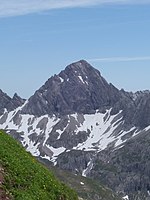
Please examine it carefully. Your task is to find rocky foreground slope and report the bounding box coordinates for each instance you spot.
[0,60,150,199]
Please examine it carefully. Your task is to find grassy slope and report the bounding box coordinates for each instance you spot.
[0,130,78,200]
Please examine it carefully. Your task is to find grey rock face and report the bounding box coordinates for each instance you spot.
[57,150,95,174]
[0,90,25,115]
[87,129,150,200]
[21,60,122,116]
[111,89,150,129]
[0,89,12,115]
[10,93,26,110]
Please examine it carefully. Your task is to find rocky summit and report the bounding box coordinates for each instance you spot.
[21,60,121,116]
[0,90,25,115]
[0,60,150,200]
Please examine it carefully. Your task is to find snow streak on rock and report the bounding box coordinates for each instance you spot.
[0,105,140,165]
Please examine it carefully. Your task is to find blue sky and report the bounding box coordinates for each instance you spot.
[0,0,150,98]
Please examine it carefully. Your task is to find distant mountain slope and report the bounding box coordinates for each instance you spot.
[0,130,78,200]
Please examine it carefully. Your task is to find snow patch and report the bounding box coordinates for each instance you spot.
[41,155,51,161]
[114,127,136,147]
[78,75,85,84]
[82,159,94,177]
[43,117,59,146]
[80,182,84,185]
[122,195,129,200]
[144,125,150,131]
[46,145,66,159]
[56,127,66,140]
[73,110,124,151]
[26,141,40,157]
[59,76,64,83]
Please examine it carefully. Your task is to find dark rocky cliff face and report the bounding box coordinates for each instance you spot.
[0,90,25,115]
[110,90,149,130]
[21,60,122,116]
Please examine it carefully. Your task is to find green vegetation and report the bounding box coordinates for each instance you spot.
[0,130,78,200]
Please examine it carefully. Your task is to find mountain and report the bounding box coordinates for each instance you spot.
[0,90,25,115]
[1,60,150,199]
[0,130,78,200]
[21,60,121,116]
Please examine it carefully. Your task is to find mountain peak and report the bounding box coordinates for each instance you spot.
[0,91,25,115]
[57,60,102,88]
[12,93,24,100]
[66,60,92,70]
[64,59,101,76]
[11,93,26,107]
[21,60,121,116]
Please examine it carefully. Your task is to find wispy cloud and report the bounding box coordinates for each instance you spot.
[0,0,150,18]
[88,56,150,62]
